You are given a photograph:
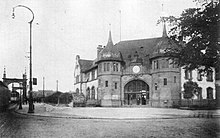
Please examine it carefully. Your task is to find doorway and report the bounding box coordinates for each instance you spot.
[124,80,149,105]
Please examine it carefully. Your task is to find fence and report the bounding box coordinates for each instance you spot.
[180,99,217,108]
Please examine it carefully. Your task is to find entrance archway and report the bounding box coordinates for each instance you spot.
[124,80,149,105]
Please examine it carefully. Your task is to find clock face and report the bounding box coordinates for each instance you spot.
[133,66,140,73]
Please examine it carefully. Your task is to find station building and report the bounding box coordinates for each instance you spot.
[74,24,217,107]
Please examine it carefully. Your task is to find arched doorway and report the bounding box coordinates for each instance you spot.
[124,80,149,105]
[91,86,95,100]
[86,87,90,100]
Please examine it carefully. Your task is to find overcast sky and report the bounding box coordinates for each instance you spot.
[0,0,196,92]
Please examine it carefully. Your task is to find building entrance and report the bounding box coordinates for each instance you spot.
[124,80,149,105]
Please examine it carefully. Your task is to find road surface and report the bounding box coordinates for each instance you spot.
[0,110,219,138]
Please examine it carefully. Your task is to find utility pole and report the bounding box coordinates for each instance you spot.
[56,80,58,92]
[42,77,45,102]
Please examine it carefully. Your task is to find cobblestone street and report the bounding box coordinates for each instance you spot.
[0,110,219,138]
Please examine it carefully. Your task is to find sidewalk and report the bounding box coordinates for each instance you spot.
[15,103,220,119]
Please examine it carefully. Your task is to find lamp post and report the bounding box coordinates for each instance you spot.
[19,83,22,110]
[12,5,35,113]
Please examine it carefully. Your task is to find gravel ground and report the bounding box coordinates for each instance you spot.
[0,111,219,138]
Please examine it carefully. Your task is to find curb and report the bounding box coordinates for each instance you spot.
[13,105,220,120]
[14,109,220,120]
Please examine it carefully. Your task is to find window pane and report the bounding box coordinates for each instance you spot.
[104,63,106,72]
[197,71,202,81]
[105,81,108,87]
[164,78,167,85]
[107,63,110,71]
[207,70,213,82]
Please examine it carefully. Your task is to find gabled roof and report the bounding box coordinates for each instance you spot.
[78,59,94,72]
[115,37,162,61]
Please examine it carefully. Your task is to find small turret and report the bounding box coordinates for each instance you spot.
[96,29,123,63]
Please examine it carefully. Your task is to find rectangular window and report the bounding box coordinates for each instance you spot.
[107,63,110,71]
[154,60,159,69]
[105,81,108,87]
[115,82,117,89]
[207,70,213,82]
[165,60,169,68]
[113,63,116,71]
[185,70,188,79]
[113,63,119,72]
[85,73,89,81]
[155,83,158,90]
[174,76,176,83]
[197,71,202,81]
[185,70,192,80]
[98,79,101,86]
[161,59,168,68]
[104,63,110,71]
[104,63,106,72]
[99,64,102,73]
[91,70,95,80]
[164,78,167,85]
[115,63,118,72]
[76,75,79,83]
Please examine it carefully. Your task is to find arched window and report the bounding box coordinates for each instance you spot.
[125,80,149,93]
[91,86,95,100]
[86,87,90,100]
[76,88,79,94]
[207,87,213,99]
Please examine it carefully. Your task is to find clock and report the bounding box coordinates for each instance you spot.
[132,65,140,73]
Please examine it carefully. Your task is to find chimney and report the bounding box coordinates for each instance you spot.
[97,45,103,58]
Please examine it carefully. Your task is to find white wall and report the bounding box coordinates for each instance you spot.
[181,67,216,99]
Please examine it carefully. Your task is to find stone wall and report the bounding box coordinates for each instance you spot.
[98,75,122,106]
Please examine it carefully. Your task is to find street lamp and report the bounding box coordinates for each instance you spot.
[12,5,35,113]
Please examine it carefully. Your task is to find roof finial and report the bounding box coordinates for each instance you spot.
[162,22,167,37]
[107,23,113,46]
[161,4,167,37]
[109,23,111,30]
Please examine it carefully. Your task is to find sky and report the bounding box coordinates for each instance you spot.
[0,0,197,92]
